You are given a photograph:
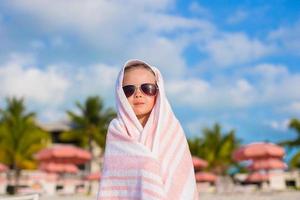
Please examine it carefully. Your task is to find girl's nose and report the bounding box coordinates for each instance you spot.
[134,87,143,97]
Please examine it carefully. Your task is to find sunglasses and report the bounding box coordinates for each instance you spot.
[122,83,158,97]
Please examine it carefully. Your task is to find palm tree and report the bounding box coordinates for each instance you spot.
[0,97,50,193]
[59,96,116,193]
[279,118,300,168]
[188,123,241,175]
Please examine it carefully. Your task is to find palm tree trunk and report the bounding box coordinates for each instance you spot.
[15,169,21,194]
[13,161,20,194]
[87,133,93,195]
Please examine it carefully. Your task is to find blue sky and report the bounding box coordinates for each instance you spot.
[0,0,300,147]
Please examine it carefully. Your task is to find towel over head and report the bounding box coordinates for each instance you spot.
[98,59,198,200]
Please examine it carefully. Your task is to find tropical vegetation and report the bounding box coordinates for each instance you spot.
[0,97,50,192]
[59,96,116,192]
[188,123,241,175]
[279,118,300,169]
[60,95,116,154]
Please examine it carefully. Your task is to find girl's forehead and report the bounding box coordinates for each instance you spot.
[124,67,155,77]
[123,68,156,84]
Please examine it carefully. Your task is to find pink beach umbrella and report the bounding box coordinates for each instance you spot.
[0,163,8,172]
[192,156,208,170]
[245,172,269,183]
[248,158,287,171]
[195,172,217,183]
[232,142,285,161]
[35,144,92,164]
[39,162,79,174]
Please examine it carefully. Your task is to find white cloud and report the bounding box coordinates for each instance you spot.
[0,13,7,40]
[234,63,300,109]
[114,0,175,11]
[203,33,276,67]
[166,77,256,109]
[51,36,66,48]
[7,0,275,74]
[269,20,300,55]
[279,102,300,115]
[6,0,181,43]
[3,0,284,72]
[188,2,210,17]
[185,116,237,138]
[38,63,119,121]
[30,40,45,50]
[265,119,290,132]
[185,117,214,138]
[249,63,289,79]
[5,53,36,67]
[228,79,256,107]
[165,62,300,113]
[249,64,300,104]
[227,9,248,24]
[0,54,69,105]
[5,0,216,79]
[0,53,120,121]
[127,36,187,78]
[166,78,210,106]
[69,63,119,104]
[142,13,211,33]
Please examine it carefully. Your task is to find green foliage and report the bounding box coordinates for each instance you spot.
[60,95,116,150]
[60,96,116,194]
[0,97,50,170]
[279,118,300,169]
[188,123,241,175]
[290,151,300,168]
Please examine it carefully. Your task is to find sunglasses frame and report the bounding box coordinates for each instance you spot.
[122,83,159,97]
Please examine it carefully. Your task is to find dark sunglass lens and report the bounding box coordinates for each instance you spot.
[141,84,157,96]
[123,85,135,97]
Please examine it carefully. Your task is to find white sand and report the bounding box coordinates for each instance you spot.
[38,191,300,200]
[1,191,300,200]
[200,191,300,200]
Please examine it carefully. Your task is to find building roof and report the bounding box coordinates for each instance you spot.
[36,120,71,132]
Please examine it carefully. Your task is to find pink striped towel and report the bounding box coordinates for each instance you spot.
[97,60,198,200]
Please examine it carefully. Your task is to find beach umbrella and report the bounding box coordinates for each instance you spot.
[35,144,92,164]
[248,158,287,171]
[192,156,208,170]
[232,142,285,161]
[245,172,269,183]
[85,172,101,181]
[0,163,8,172]
[39,162,79,174]
[195,172,217,183]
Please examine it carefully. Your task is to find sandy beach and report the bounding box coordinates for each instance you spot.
[20,191,299,200]
[1,190,300,200]
[199,191,300,200]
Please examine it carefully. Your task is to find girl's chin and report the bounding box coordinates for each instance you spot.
[135,112,151,119]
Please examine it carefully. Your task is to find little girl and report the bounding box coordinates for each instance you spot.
[98,59,198,200]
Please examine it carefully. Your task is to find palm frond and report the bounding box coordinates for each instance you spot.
[289,151,300,169]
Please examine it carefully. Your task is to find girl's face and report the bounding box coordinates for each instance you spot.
[122,67,157,121]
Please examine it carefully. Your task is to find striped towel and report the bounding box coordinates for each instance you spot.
[97,60,198,200]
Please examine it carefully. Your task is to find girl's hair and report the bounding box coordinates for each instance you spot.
[124,63,156,76]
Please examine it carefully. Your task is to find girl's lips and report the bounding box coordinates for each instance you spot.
[133,102,145,105]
